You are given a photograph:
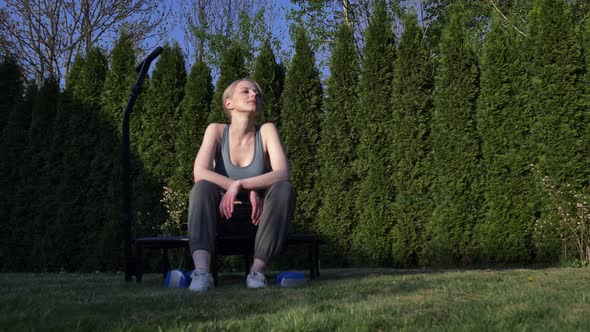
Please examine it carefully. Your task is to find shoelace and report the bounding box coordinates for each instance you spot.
[192,271,210,279]
[250,272,267,283]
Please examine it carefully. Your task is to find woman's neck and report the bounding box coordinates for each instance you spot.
[229,114,256,141]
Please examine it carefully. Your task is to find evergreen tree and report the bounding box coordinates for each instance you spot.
[138,43,186,183]
[50,54,84,247]
[252,38,284,126]
[389,13,434,267]
[0,56,24,131]
[0,56,24,229]
[508,0,535,32]
[474,18,536,263]
[91,33,137,269]
[0,82,36,270]
[65,54,86,92]
[40,87,79,270]
[37,87,78,270]
[422,1,491,55]
[75,47,108,108]
[136,43,186,235]
[315,22,359,263]
[425,4,482,265]
[527,0,586,187]
[207,43,248,124]
[280,27,323,230]
[172,59,213,233]
[55,47,108,270]
[583,16,590,188]
[351,0,396,265]
[13,77,60,269]
[78,46,110,270]
[526,0,587,261]
[101,31,136,133]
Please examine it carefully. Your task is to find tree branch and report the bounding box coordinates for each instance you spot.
[488,0,526,37]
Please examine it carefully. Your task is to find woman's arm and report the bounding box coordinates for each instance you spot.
[193,124,234,191]
[234,123,289,191]
[201,123,289,220]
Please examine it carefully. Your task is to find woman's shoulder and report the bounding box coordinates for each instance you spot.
[260,123,282,148]
[206,123,227,133]
[259,122,278,134]
[204,123,226,141]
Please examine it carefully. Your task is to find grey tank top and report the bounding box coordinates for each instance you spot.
[214,125,268,180]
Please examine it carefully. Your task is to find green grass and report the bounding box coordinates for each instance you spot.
[1,267,590,331]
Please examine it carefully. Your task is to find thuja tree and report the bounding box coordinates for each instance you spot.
[96,32,137,268]
[0,82,35,270]
[583,16,590,188]
[38,76,82,269]
[171,59,214,234]
[474,18,536,263]
[252,38,284,126]
[207,43,248,124]
[424,4,482,266]
[0,56,24,222]
[422,0,491,55]
[15,77,60,269]
[101,31,136,133]
[48,55,86,270]
[351,0,396,265]
[280,27,323,230]
[78,47,111,270]
[527,0,586,187]
[139,43,186,182]
[58,47,108,270]
[0,56,24,131]
[75,47,108,108]
[526,0,587,261]
[389,13,434,267]
[136,43,186,235]
[315,22,359,263]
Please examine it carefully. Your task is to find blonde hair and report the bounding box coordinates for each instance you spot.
[222,78,264,118]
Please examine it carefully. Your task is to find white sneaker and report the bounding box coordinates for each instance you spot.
[188,270,214,292]
[246,271,267,289]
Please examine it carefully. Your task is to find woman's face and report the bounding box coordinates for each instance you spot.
[227,80,262,114]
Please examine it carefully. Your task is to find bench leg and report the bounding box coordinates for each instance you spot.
[161,248,170,279]
[243,254,250,277]
[313,240,320,279]
[135,244,143,283]
[212,254,219,286]
[308,242,314,280]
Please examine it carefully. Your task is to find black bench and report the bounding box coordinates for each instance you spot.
[134,233,323,285]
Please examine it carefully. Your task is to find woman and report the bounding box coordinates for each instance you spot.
[188,78,295,292]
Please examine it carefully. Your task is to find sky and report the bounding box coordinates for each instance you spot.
[0,0,307,84]
[150,0,299,66]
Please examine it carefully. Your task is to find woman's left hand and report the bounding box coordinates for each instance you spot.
[250,190,263,225]
[220,180,241,219]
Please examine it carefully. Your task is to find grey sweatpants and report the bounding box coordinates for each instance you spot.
[188,180,296,264]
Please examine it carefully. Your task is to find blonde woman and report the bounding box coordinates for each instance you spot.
[188,78,295,292]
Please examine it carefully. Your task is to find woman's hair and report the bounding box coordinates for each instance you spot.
[222,78,264,118]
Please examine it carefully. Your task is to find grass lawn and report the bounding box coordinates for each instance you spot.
[1,267,589,331]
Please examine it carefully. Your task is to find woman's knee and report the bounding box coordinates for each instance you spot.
[190,180,218,201]
[269,181,295,198]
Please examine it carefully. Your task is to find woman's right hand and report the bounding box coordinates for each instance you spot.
[219,180,242,219]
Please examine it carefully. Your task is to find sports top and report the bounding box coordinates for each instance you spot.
[214,125,268,180]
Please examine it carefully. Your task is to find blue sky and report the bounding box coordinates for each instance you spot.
[153,0,299,64]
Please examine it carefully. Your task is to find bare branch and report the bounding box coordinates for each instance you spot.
[1,0,170,83]
[488,0,526,37]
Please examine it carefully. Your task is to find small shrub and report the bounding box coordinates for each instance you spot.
[531,165,590,265]
[160,186,187,236]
